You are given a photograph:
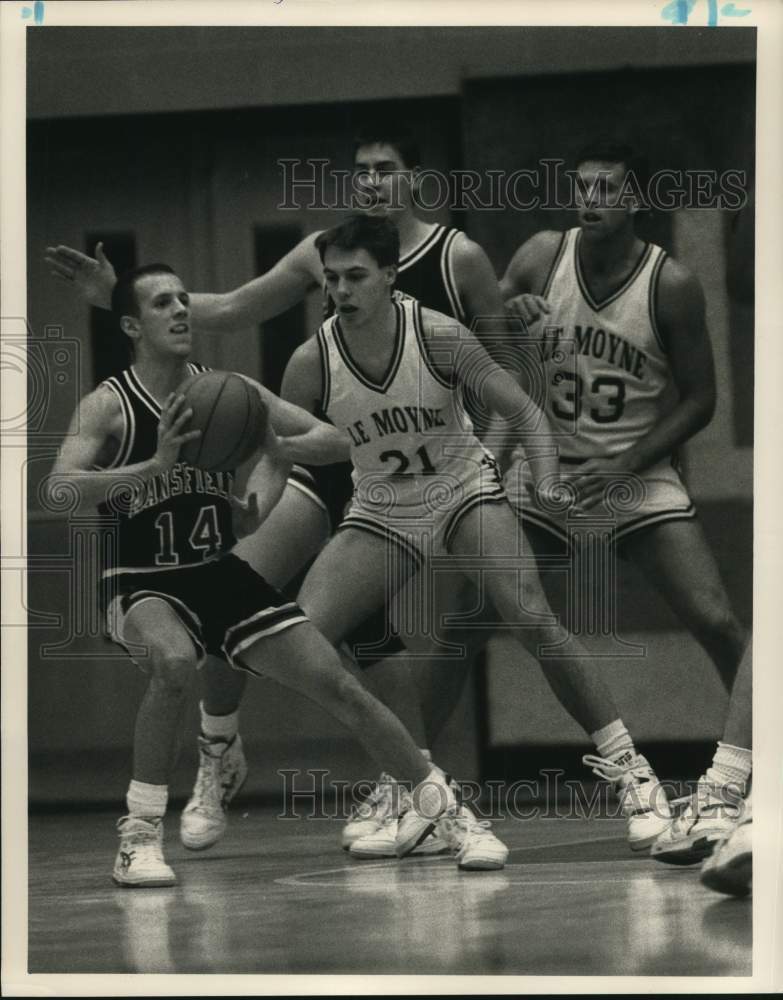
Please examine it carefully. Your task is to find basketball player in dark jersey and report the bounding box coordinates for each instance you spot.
[44,130,508,855]
[45,131,670,859]
[47,262,457,885]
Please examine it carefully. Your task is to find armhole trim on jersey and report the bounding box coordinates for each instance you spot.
[125,367,162,418]
[398,224,443,270]
[441,229,466,324]
[316,325,331,414]
[100,377,135,469]
[541,231,569,299]
[648,249,669,354]
[412,299,455,391]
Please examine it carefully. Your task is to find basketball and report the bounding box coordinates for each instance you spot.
[176,370,267,471]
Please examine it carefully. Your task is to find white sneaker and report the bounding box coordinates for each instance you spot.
[341,772,399,850]
[651,781,745,866]
[700,795,752,896]
[113,816,176,888]
[395,770,456,858]
[349,815,450,859]
[180,734,248,850]
[583,751,673,851]
[436,805,509,871]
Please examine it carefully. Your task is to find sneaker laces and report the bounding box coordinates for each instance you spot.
[118,818,166,866]
[668,781,744,836]
[582,752,659,817]
[185,740,225,817]
[347,772,399,822]
[438,805,496,848]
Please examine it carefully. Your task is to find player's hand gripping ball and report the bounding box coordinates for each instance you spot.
[176,371,267,471]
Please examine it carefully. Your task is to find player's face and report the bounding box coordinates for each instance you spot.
[322,247,396,324]
[353,143,416,218]
[134,273,192,358]
[575,160,635,239]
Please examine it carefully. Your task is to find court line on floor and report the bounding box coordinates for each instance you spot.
[272,832,664,888]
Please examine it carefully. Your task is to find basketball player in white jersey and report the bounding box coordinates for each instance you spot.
[501,141,751,842]
[48,262,458,885]
[276,214,677,866]
[45,131,670,859]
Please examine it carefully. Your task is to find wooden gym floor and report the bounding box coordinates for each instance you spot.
[28,806,751,977]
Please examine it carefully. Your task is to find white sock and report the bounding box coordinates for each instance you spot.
[200,702,239,742]
[419,748,432,762]
[126,780,167,819]
[703,742,752,792]
[591,720,636,763]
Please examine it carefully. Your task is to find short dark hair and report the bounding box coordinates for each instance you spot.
[111,263,177,320]
[352,128,421,170]
[575,140,650,193]
[315,215,400,269]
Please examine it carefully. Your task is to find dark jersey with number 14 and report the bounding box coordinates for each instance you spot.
[96,363,237,578]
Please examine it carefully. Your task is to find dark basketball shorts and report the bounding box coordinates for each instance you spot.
[105,553,309,671]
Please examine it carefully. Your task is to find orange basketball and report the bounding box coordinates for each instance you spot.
[177,370,267,471]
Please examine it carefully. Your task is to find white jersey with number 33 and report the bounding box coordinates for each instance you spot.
[541,227,671,460]
[317,295,491,512]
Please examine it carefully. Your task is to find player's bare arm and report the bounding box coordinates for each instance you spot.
[277,343,352,466]
[46,387,200,510]
[573,258,716,510]
[238,367,350,466]
[500,230,563,325]
[45,232,325,333]
[420,306,560,493]
[450,234,507,332]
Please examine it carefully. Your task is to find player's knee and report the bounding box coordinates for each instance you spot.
[150,651,198,695]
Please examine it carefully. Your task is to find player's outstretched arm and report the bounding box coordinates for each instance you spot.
[188,234,323,333]
[44,390,200,510]
[241,356,351,466]
[45,233,323,334]
[421,308,560,495]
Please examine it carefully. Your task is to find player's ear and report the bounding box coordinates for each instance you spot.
[383,265,397,289]
[120,314,141,342]
[409,165,422,200]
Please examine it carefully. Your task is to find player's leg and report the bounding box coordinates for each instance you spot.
[297,524,418,647]
[112,595,202,886]
[449,499,673,850]
[653,639,752,867]
[621,518,748,690]
[182,482,330,850]
[397,570,479,750]
[294,527,464,856]
[215,541,457,858]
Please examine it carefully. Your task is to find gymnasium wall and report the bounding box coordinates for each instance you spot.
[24,28,755,802]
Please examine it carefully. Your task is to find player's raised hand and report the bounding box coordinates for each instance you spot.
[44,241,117,309]
[505,293,551,327]
[154,393,201,471]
